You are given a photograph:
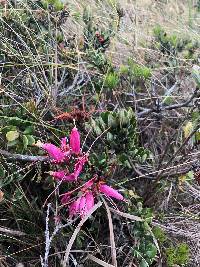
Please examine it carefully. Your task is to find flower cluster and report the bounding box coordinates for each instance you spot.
[36,127,124,218]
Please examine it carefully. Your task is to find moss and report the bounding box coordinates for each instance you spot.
[166,243,189,266]
[152,227,167,244]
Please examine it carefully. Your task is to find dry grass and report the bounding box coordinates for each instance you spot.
[0,0,200,266]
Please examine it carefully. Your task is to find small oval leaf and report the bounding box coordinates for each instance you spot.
[6,130,19,142]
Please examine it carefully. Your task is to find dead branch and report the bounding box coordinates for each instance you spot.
[0,149,49,162]
[137,88,199,117]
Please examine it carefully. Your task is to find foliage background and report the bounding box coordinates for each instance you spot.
[0,0,200,266]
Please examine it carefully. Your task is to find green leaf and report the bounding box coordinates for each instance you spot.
[0,165,5,178]
[12,188,23,202]
[6,130,19,142]
[139,259,149,267]
[7,140,19,147]
[54,0,64,11]
[108,114,116,128]
[22,135,29,149]
[127,108,134,120]
[146,243,157,259]
[41,0,48,9]
[26,135,35,146]
[98,117,106,131]
[7,117,24,126]
[119,64,129,74]
[91,118,102,136]
[104,72,119,89]
[101,111,110,124]
[141,153,147,162]
[94,125,102,136]
[107,132,113,141]
[91,119,97,130]
[119,109,129,127]
[23,126,34,135]
[1,125,17,134]
[186,170,194,180]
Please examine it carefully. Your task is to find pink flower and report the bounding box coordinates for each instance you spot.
[50,170,66,180]
[68,192,95,218]
[85,191,94,212]
[60,137,69,152]
[99,184,124,200]
[62,173,76,181]
[73,155,87,178]
[69,198,80,217]
[64,155,88,181]
[79,192,95,217]
[79,196,87,217]
[36,141,66,162]
[83,177,95,190]
[50,170,76,182]
[70,127,80,154]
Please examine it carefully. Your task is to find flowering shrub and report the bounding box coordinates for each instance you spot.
[36,126,124,218]
[87,108,149,170]
[1,1,197,265]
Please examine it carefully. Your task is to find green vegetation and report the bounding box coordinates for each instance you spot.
[0,0,199,266]
[166,243,190,267]
[87,108,148,169]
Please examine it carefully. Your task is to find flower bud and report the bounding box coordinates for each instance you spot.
[39,142,65,162]
[70,127,80,154]
[99,184,124,200]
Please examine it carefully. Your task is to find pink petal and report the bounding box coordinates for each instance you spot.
[51,155,88,184]
[73,155,88,179]
[85,191,94,212]
[50,170,76,182]
[83,178,95,190]
[99,184,124,200]
[63,173,76,181]
[60,137,68,152]
[63,158,86,182]
[70,127,80,154]
[61,194,71,204]
[69,199,80,217]
[73,164,82,179]
[79,196,87,217]
[41,143,65,162]
[51,170,66,181]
